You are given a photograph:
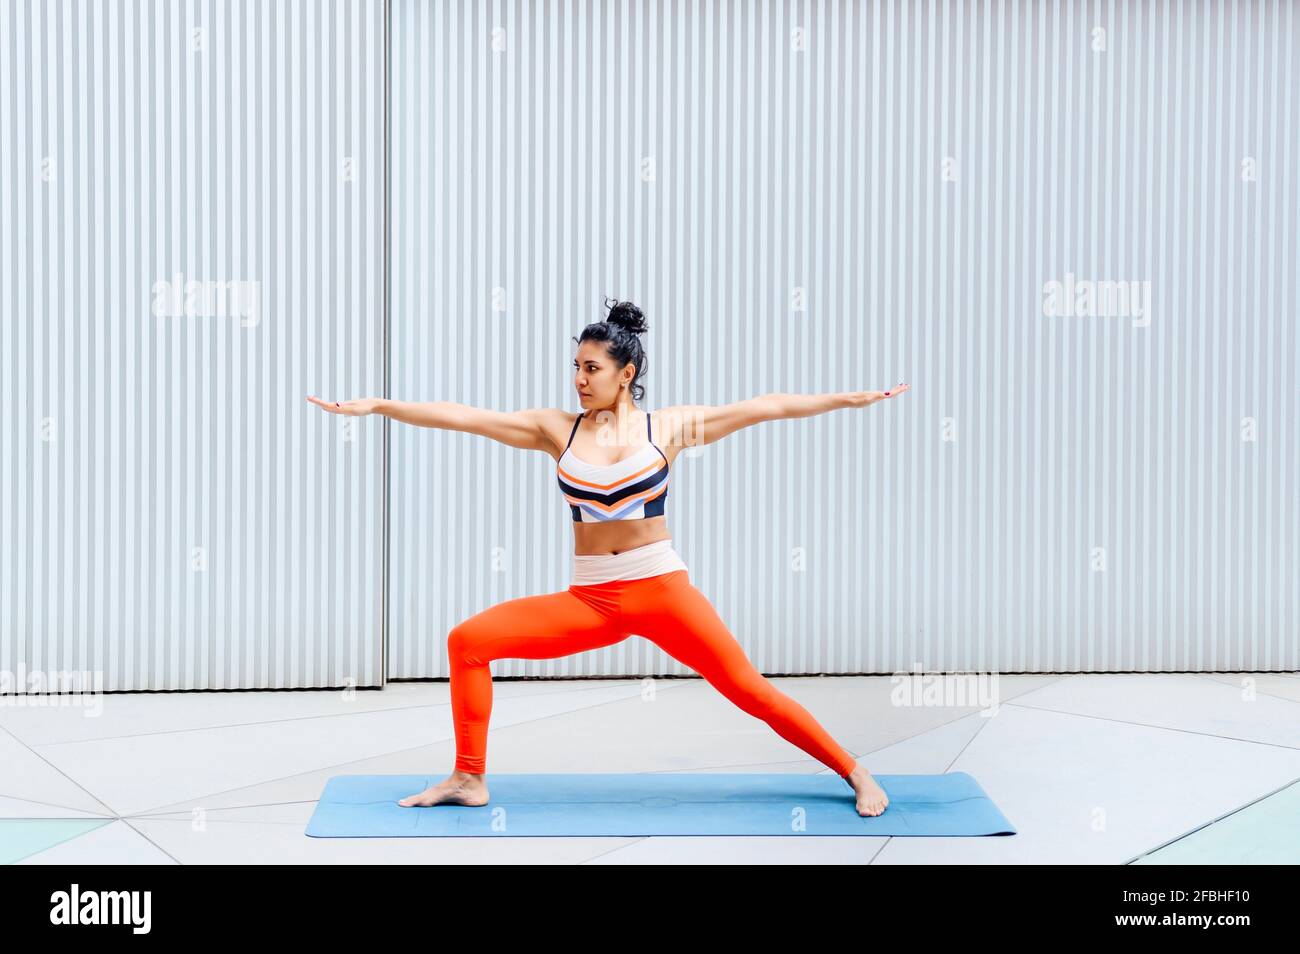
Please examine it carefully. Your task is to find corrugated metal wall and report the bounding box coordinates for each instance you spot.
[4,0,1295,691]
[388,0,1298,678]
[0,0,387,690]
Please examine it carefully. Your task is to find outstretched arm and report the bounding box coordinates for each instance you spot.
[305,395,558,453]
[662,384,909,450]
[767,384,909,420]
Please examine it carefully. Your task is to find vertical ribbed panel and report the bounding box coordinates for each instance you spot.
[390,0,1299,678]
[0,0,386,690]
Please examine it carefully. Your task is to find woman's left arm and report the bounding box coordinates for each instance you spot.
[661,384,909,451]
[767,385,909,420]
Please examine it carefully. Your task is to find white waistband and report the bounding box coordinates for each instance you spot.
[570,538,689,586]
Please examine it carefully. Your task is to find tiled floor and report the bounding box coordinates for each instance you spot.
[2,672,1298,864]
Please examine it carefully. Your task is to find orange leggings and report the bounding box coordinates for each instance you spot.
[447,568,858,781]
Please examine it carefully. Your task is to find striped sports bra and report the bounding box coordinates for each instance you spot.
[556,411,670,523]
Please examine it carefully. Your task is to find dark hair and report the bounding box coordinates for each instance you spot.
[573,296,650,402]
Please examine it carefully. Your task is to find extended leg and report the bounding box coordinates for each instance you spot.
[625,572,859,779]
[447,587,626,775]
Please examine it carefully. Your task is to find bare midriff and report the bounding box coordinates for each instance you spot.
[572,516,672,556]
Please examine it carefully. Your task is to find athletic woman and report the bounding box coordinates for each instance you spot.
[307,298,909,817]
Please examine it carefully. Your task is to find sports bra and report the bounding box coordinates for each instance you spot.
[556,411,670,523]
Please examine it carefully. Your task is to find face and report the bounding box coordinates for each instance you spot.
[573,340,634,408]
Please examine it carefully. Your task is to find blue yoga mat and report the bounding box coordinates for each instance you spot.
[306,771,1015,837]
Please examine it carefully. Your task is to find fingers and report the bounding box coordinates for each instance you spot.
[306,395,343,414]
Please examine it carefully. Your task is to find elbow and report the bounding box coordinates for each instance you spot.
[756,393,785,423]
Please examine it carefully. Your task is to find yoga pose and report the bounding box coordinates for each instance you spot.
[308,297,909,817]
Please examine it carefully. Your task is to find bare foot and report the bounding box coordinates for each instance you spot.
[397,771,489,807]
[846,764,889,816]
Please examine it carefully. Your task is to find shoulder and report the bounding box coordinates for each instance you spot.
[648,405,705,448]
[536,407,580,460]
[649,402,768,451]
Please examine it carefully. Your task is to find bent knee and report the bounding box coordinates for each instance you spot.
[447,620,491,663]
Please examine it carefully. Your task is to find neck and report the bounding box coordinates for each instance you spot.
[588,395,639,419]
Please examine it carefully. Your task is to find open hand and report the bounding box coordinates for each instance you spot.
[857,382,909,406]
[306,395,382,417]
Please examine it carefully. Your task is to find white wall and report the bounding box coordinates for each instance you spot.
[0,0,387,690]
[3,0,1294,692]
[386,0,1298,678]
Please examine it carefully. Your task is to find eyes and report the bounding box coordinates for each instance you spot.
[573,361,598,372]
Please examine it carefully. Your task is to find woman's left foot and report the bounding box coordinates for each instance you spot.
[846,764,889,816]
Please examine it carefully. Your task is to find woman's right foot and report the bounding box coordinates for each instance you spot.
[846,763,889,816]
[397,772,489,807]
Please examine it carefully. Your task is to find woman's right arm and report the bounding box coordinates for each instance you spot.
[307,395,557,453]
[382,400,556,452]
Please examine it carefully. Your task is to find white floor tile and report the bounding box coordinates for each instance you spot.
[582,835,887,864]
[0,729,115,815]
[16,819,178,865]
[125,813,635,864]
[871,703,1300,864]
[0,795,113,819]
[0,679,630,746]
[1195,672,1300,705]
[31,681,664,816]
[1009,673,1300,746]
[847,711,992,775]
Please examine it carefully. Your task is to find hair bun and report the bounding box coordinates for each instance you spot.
[604,297,648,336]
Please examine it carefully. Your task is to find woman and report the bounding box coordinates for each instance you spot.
[308,298,908,817]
